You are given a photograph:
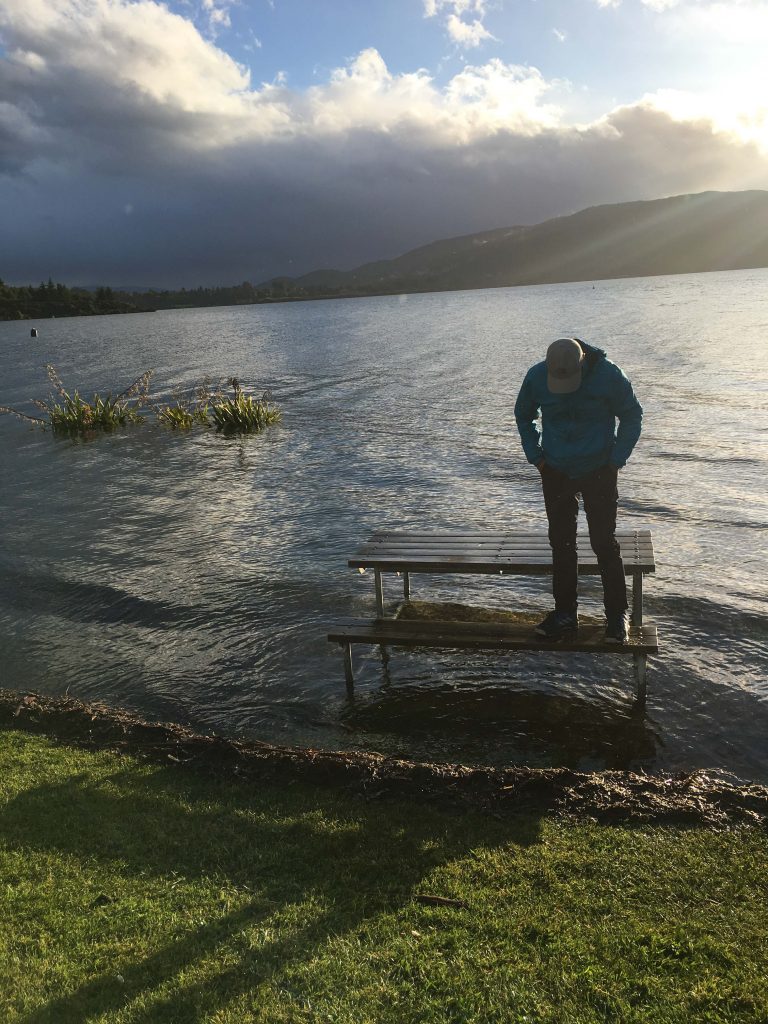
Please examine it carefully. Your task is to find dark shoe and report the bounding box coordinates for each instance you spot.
[605,612,629,644]
[535,610,579,639]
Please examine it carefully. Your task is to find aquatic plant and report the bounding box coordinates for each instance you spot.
[156,403,210,429]
[2,368,280,437]
[0,365,153,433]
[208,377,281,434]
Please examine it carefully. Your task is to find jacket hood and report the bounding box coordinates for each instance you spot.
[576,339,606,377]
[576,339,606,365]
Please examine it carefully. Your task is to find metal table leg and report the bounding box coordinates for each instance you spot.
[632,571,643,628]
[634,654,647,704]
[632,570,647,703]
[343,643,354,696]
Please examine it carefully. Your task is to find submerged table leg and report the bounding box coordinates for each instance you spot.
[403,571,411,601]
[632,571,643,627]
[374,569,384,618]
[631,572,647,703]
[343,643,354,696]
[634,653,647,705]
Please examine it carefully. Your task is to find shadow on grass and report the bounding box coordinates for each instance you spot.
[2,749,541,1023]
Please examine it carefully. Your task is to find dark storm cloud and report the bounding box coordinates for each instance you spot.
[1,0,766,286]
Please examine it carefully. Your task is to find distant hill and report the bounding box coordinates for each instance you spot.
[264,190,768,298]
[6,191,768,322]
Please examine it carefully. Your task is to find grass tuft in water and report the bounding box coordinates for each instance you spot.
[2,370,280,437]
[0,365,152,434]
[208,377,281,434]
[156,404,209,429]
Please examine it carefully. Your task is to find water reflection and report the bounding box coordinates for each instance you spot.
[343,677,659,772]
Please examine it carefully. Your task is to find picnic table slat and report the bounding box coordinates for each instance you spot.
[357,542,655,555]
[352,559,656,569]
[328,618,659,655]
[349,560,655,575]
[370,532,651,540]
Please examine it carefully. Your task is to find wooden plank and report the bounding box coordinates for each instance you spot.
[363,538,653,549]
[368,536,655,544]
[359,536,655,545]
[360,544,655,552]
[348,558,656,574]
[328,618,659,655]
[359,534,654,553]
[367,530,653,541]
[368,527,653,533]
[360,540,654,550]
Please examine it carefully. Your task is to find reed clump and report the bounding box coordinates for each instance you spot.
[154,376,212,430]
[208,378,281,434]
[0,365,152,434]
[2,369,281,437]
[156,404,210,429]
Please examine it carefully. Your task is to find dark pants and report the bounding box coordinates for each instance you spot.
[540,463,627,617]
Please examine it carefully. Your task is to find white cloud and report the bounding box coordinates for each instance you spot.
[641,0,680,9]
[423,0,496,47]
[0,1,557,159]
[202,0,232,34]
[639,87,768,149]
[445,13,494,44]
[595,0,768,13]
[671,0,768,40]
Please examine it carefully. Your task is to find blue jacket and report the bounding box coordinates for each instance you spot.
[514,341,642,478]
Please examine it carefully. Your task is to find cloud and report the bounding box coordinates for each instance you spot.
[201,0,235,35]
[0,0,766,286]
[669,0,768,40]
[595,0,768,13]
[423,0,496,47]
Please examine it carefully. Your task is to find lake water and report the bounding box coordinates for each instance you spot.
[1,270,766,783]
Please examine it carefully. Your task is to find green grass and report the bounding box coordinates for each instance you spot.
[1,728,766,1023]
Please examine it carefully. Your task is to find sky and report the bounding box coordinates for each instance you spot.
[1,0,767,287]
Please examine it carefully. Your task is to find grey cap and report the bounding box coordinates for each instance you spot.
[546,337,584,394]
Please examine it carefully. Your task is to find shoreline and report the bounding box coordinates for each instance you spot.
[2,688,766,828]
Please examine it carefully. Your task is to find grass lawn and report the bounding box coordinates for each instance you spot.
[1,727,767,1024]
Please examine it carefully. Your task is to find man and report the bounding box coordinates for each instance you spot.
[514,337,643,643]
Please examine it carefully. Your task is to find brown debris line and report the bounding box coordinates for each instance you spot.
[1,689,767,828]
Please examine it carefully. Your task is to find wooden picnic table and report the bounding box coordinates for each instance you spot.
[329,528,658,702]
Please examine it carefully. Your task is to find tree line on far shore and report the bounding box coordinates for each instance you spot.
[0,277,328,322]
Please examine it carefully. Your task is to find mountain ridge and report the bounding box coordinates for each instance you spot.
[263,190,768,298]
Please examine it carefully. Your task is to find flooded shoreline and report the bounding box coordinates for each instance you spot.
[3,689,766,829]
[2,272,767,783]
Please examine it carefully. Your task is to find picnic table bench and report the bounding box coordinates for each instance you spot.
[328,528,658,703]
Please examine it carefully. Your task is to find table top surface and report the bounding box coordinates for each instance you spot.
[349,528,656,575]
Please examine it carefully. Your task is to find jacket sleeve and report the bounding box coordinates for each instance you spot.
[609,366,643,468]
[514,370,543,464]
